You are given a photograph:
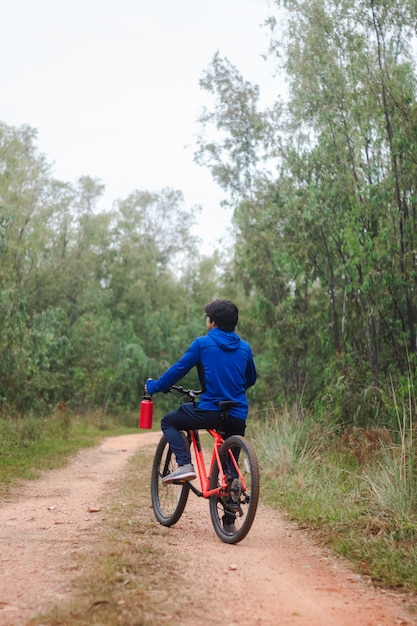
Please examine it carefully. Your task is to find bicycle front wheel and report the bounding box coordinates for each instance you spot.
[151,434,190,526]
[209,434,260,544]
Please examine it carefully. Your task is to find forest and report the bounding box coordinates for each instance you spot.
[1,0,417,430]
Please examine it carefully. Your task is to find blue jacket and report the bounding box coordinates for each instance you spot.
[146,328,256,419]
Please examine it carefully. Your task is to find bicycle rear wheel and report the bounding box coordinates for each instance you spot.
[209,434,260,544]
[151,434,190,526]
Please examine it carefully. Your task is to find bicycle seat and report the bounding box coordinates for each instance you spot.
[218,401,238,413]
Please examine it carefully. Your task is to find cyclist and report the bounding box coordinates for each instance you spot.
[145,299,257,488]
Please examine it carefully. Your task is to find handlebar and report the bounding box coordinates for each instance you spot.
[168,385,202,400]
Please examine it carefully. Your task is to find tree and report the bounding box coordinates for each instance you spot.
[195,51,278,205]
[196,0,417,423]
[0,121,217,414]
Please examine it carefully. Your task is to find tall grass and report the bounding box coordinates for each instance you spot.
[363,373,417,523]
[253,404,331,472]
[251,380,417,590]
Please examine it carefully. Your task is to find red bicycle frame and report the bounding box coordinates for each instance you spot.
[188,429,248,498]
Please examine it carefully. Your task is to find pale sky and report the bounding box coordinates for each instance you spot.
[1,0,280,254]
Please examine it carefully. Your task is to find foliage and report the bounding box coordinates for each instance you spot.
[0,123,232,416]
[2,0,417,430]
[196,0,417,425]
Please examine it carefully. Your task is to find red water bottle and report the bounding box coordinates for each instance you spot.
[139,394,153,429]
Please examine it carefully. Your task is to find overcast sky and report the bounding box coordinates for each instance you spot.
[1,0,280,254]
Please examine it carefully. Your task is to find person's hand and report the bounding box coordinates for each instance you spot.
[145,378,153,394]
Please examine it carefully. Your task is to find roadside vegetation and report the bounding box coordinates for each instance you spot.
[251,379,417,591]
[0,409,136,489]
[0,406,169,492]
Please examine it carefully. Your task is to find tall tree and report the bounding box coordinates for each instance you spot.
[196,0,417,422]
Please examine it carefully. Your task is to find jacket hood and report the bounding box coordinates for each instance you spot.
[208,327,241,351]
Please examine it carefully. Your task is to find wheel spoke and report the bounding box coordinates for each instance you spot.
[151,435,189,526]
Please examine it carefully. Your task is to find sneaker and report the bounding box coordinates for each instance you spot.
[223,522,236,535]
[162,463,196,484]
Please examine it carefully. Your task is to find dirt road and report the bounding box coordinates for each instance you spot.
[0,432,415,625]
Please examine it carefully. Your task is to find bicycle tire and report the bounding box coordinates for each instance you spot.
[209,434,260,544]
[151,434,190,527]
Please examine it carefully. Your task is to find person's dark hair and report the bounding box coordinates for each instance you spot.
[205,299,238,331]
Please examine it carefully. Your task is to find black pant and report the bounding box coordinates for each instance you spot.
[161,402,246,465]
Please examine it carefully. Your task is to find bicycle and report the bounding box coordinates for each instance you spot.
[150,385,260,544]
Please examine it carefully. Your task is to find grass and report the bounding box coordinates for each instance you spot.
[29,446,203,626]
[252,405,417,591]
[0,401,165,493]
[0,408,142,492]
